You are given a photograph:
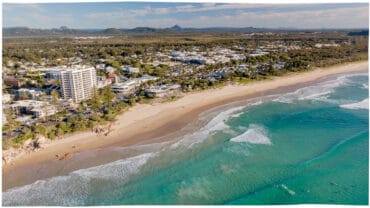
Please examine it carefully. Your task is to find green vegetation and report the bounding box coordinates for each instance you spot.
[2,31,368,149]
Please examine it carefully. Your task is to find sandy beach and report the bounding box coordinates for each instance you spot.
[3,60,368,190]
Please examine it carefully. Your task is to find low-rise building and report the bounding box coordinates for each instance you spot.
[97,76,112,89]
[121,65,140,74]
[111,81,138,93]
[95,64,105,70]
[105,66,116,73]
[315,43,339,48]
[112,75,158,94]
[14,88,44,100]
[45,70,62,80]
[145,84,181,98]
[6,100,58,119]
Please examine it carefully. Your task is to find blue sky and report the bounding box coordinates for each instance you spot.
[3,2,369,29]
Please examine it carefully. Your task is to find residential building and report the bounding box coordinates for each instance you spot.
[121,65,140,74]
[6,100,58,119]
[111,81,138,93]
[144,84,181,98]
[59,67,97,102]
[97,76,112,89]
[105,66,116,73]
[45,70,62,80]
[111,75,158,94]
[14,88,43,100]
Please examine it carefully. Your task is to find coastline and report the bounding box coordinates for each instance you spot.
[3,60,368,190]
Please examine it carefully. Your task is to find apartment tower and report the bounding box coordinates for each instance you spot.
[60,67,97,102]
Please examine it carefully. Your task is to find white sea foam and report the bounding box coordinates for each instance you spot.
[177,178,212,201]
[281,184,296,196]
[230,124,271,145]
[231,101,263,118]
[273,73,355,104]
[170,106,245,149]
[362,83,369,89]
[3,153,155,206]
[340,98,369,110]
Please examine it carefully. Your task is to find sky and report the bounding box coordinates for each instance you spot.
[2,2,369,29]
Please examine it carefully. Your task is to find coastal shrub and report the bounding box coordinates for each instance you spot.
[2,124,10,132]
[3,139,12,150]
[47,130,56,140]
[13,133,33,144]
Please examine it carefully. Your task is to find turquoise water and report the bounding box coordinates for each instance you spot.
[3,72,369,206]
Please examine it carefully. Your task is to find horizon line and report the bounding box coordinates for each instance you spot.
[3,25,369,30]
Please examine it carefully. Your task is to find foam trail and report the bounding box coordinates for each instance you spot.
[340,98,369,110]
[281,184,296,196]
[272,73,355,103]
[170,106,245,149]
[230,124,271,145]
[362,83,368,89]
[3,153,155,206]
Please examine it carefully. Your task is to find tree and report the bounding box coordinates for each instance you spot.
[128,94,136,106]
[3,108,18,131]
[50,90,60,106]
[101,86,115,110]
[18,92,30,100]
[90,86,101,112]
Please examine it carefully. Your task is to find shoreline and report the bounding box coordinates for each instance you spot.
[3,60,368,190]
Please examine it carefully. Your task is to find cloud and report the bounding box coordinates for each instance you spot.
[2,3,368,29]
[172,6,369,28]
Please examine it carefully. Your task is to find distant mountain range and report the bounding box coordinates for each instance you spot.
[3,25,368,37]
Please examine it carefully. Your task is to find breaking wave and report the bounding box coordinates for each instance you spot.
[170,106,246,149]
[3,153,156,206]
[340,98,369,110]
[272,73,364,104]
[230,124,271,145]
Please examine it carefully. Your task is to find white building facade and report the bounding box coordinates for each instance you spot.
[60,67,97,102]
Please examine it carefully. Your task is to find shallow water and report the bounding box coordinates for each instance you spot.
[3,72,369,206]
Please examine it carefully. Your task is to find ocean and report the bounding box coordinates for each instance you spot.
[3,71,369,206]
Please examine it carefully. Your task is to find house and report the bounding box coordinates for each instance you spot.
[104,66,116,73]
[121,65,140,74]
[95,64,105,70]
[107,72,119,83]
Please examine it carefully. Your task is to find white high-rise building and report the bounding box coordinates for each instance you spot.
[60,67,97,102]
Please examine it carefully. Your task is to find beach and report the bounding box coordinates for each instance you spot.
[3,60,368,191]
